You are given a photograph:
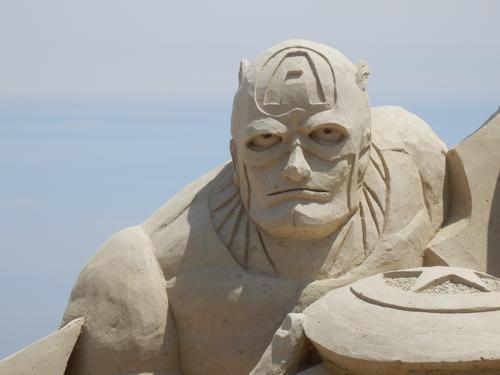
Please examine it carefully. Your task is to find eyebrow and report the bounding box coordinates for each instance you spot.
[244,118,288,138]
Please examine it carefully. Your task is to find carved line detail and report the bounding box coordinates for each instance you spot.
[212,190,239,212]
[359,202,368,254]
[215,198,240,231]
[363,187,381,235]
[373,144,391,219]
[243,217,250,268]
[256,227,279,275]
[243,164,252,209]
[154,202,190,234]
[370,155,386,182]
[364,182,386,217]
[227,204,243,249]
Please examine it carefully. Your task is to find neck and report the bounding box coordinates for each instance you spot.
[254,213,360,282]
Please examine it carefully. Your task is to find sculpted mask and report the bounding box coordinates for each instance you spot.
[231,40,372,239]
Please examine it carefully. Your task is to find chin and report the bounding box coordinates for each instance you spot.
[250,202,351,240]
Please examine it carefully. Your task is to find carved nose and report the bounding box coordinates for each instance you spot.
[282,146,311,182]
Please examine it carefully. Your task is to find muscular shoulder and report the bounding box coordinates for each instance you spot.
[62,225,178,374]
[371,106,447,156]
[63,226,165,323]
[371,106,447,228]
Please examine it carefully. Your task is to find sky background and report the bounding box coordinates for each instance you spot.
[1,0,499,358]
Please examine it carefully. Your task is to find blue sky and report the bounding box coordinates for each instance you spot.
[1,0,499,358]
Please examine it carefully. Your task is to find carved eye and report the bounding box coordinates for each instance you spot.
[309,125,344,145]
[247,133,282,151]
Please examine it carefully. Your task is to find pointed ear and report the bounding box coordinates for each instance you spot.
[230,139,239,186]
[239,59,250,86]
[355,60,370,91]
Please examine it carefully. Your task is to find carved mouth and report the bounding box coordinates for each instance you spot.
[267,188,329,196]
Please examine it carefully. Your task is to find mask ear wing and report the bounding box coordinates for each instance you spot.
[356,60,370,91]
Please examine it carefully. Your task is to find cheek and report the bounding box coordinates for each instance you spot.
[246,157,288,189]
[308,155,354,189]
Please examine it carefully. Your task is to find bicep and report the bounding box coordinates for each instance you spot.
[62,225,179,375]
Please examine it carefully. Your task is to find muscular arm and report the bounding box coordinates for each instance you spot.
[61,225,179,375]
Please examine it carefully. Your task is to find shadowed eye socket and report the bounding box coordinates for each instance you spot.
[247,133,282,151]
[309,125,345,145]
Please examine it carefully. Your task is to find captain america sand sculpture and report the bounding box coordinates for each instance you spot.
[1,40,500,375]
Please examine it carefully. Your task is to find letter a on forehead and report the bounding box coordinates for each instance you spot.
[254,47,337,117]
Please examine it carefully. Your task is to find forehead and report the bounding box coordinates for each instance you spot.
[253,47,336,118]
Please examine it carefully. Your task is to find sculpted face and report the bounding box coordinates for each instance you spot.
[231,40,371,239]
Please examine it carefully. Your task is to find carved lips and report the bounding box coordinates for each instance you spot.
[267,187,330,202]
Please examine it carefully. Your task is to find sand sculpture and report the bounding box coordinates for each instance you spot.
[1,40,499,375]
